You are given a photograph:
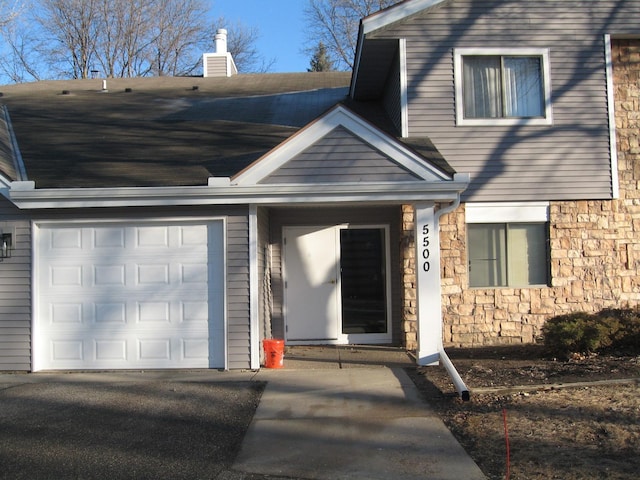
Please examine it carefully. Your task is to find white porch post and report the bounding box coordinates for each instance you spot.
[248,204,260,370]
[414,201,442,366]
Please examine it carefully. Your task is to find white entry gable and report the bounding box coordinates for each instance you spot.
[232,105,452,186]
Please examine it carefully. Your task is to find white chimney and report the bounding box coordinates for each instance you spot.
[214,29,228,54]
[203,28,237,78]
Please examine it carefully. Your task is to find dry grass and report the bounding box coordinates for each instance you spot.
[409,347,640,480]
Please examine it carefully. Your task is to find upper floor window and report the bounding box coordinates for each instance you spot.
[454,49,552,126]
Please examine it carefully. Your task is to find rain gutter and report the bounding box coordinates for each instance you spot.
[8,178,470,209]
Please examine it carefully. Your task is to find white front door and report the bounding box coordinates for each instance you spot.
[283,226,340,342]
[283,225,391,345]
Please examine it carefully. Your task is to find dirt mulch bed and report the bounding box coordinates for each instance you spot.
[408,346,640,480]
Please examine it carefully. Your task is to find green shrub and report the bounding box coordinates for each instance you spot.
[601,307,640,351]
[541,308,640,357]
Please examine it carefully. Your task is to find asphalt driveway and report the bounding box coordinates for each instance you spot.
[0,348,485,480]
[0,372,266,480]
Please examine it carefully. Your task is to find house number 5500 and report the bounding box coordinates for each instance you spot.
[421,224,431,272]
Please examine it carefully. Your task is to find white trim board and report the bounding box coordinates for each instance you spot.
[604,34,620,199]
[465,202,550,223]
[10,180,470,209]
[362,0,446,34]
[453,48,553,127]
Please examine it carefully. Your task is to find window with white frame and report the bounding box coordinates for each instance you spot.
[454,49,552,126]
[466,203,550,288]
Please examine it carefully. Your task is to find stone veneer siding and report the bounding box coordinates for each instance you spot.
[401,39,640,350]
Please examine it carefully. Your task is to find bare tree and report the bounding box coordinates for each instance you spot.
[0,2,43,83]
[304,0,401,70]
[0,0,21,28]
[35,0,208,79]
[38,0,100,79]
[94,0,148,78]
[146,0,209,76]
[0,0,273,82]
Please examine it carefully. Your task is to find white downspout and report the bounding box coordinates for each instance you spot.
[433,195,470,401]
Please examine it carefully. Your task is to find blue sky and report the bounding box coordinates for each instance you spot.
[214,0,309,73]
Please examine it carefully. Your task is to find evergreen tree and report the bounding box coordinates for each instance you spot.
[304,0,401,70]
[308,42,334,72]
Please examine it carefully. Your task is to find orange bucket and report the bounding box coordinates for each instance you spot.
[262,339,285,368]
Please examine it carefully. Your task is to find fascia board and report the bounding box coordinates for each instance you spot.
[8,179,469,209]
[350,22,365,98]
[233,105,451,185]
[362,0,446,35]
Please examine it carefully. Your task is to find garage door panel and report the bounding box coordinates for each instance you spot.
[42,326,217,369]
[42,298,212,325]
[50,228,83,250]
[35,221,225,371]
[41,266,212,292]
[94,226,126,248]
[95,265,126,286]
[136,225,170,247]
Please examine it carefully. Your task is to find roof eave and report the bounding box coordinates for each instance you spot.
[351,0,448,98]
[8,178,470,209]
[361,0,447,35]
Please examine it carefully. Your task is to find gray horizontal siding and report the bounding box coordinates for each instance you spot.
[225,213,251,370]
[260,126,420,184]
[1,205,253,371]
[369,0,638,201]
[205,56,227,77]
[0,196,31,371]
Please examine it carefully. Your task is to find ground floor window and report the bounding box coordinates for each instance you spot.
[468,222,549,288]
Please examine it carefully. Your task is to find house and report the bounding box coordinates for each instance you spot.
[1,0,639,375]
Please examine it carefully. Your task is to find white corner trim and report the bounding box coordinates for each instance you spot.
[227,53,238,76]
[362,0,446,34]
[208,177,231,186]
[399,38,409,138]
[465,202,550,223]
[604,34,620,199]
[10,181,35,190]
[248,205,260,370]
[453,48,553,127]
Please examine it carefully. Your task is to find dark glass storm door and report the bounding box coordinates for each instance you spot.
[339,228,388,335]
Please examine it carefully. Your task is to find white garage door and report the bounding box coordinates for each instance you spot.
[33,220,225,371]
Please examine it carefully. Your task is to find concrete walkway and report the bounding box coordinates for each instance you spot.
[234,346,485,480]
